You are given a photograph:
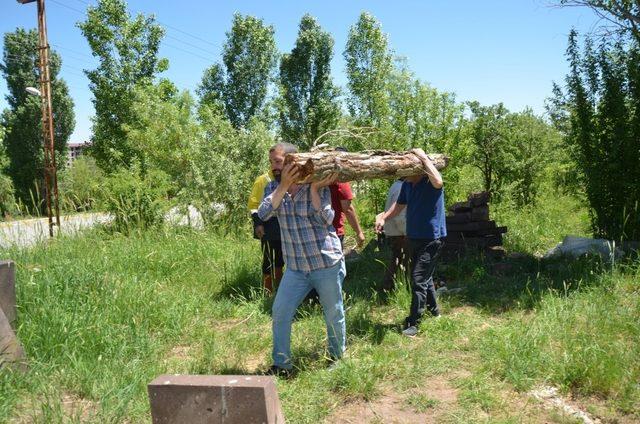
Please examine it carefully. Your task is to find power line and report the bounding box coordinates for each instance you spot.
[49,0,86,15]
[69,0,221,49]
[47,1,216,65]
[157,20,220,49]
[2,54,92,72]
[162,43,212,63]
[2,54,199,94]
[164,34,216,57]
[50,43,94,60]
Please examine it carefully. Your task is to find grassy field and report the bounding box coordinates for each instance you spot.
[1,192,638,423]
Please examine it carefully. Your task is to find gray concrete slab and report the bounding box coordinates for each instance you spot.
[148,374,285,424]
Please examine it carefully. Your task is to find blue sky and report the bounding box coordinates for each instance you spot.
[1,0,600,142]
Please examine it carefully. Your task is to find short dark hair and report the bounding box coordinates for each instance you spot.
[269,142,298,155]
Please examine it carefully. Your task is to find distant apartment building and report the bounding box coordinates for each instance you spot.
[66,141,90,167]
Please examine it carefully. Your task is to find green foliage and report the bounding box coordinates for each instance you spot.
[493,186,591,254]
[100,166,171,232]
[0,28,75,205]
[387,60,465,153]
[559,31,640,240]
[196,64,226,116]
[125,85,199,189]
[344,12,393,128]
[464,101,509,194]
[58,156,105,212]
[188,108,272,222]
[278,14,341,149]
[501,109,561,205]
[199,14,278,129]
[0,126,16,217]
[77,0,166,171]
[122,85,272,223]
[386,61,469,202]
[462,102,562,206]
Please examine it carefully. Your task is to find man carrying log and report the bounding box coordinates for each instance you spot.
[375,148,447,337]
[258,160,346,376]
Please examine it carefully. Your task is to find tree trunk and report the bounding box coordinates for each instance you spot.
[284,150,449,183]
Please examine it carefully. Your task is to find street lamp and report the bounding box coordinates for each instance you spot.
[18,0,60,238]
[25,86,41,96]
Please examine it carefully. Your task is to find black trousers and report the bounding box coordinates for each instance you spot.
[261,239,284,274]
[406,238,443,326]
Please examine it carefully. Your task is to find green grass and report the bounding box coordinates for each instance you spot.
[1,193,638,423]
[493,190,591,254]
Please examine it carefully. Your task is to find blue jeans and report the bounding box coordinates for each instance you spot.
[271,259,346,369]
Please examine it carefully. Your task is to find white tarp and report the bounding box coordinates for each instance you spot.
[543,235,623,260]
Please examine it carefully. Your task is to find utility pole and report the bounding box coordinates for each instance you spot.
[18,0,60,238]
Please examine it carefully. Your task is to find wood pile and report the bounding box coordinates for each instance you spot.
[442,192,507,260]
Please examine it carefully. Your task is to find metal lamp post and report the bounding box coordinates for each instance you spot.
[18,0,60,238]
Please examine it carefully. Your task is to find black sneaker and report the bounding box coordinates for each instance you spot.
[402,325,419,337]
[265,365,292,378]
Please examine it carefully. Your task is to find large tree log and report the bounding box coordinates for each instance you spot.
[284,150,449,183]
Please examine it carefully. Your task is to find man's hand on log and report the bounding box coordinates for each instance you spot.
[411,148,444,188]
[411,148,432,169]
[310,173,338,190]
[280,163,300,190]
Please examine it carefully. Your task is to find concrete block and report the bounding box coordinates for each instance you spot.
[0,306,26,370]
[0,260,16,326]
[148,374,285,424]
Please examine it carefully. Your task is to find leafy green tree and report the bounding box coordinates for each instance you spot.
[77,0,167,170]
[344,12,393,128]
[125,85,200,192]
[0,125,16,216]
[188,108,272,222]
[59,155,105,212]
[223,14,277,128]
[196,64,226,116]
[465,101,509,195]
[559,30,640,240]
[387,60,464,153]
[198,14,277,129]
[501,109,559,205]
[278,14,341,149]
[0,28,75,205]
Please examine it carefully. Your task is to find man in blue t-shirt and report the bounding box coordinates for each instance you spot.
[375,148,447,337]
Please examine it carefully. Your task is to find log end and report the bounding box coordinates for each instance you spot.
[284,154,315,183]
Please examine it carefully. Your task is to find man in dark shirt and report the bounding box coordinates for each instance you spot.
[375,148,446,337]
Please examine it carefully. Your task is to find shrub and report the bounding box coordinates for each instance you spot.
[58,156,105,212]
[99,167,171,232]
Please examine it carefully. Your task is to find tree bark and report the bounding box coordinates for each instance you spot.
[284,150,449,183]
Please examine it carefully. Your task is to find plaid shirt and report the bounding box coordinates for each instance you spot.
[258,181,343,272]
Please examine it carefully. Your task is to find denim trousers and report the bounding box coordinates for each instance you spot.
[271,259,346,369]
